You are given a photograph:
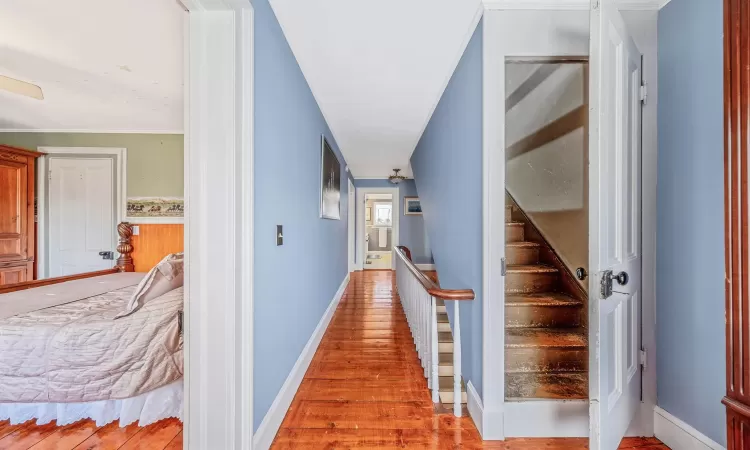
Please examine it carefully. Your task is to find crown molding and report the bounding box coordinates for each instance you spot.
[482,0,665,10]
[0,129,184,134]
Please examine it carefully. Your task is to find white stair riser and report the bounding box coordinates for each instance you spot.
[439,342,453,353]
[439,365,454,376]
[439,391,468,404]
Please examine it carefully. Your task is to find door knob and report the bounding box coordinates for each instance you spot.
[613,271,629,286]
[99,251,114,260]
[576,267,587,280]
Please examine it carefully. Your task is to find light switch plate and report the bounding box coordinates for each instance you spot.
[132,225,140,236]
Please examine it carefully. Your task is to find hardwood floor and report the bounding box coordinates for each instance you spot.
[0,418,181,449]
[271,270,669,449]
[1,271,667,449]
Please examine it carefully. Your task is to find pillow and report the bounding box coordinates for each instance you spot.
[115,253,184,319]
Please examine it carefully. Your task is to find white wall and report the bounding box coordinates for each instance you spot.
[505,61,588,290]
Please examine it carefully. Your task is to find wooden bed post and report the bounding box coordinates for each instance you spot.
[116,223,135,273]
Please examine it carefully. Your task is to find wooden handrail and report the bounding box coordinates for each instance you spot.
[394,246,474,301]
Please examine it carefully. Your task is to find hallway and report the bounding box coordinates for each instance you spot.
[270,271,668,449]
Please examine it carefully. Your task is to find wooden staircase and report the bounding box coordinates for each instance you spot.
[504,203,589,400]
[423,271,468,408]
[436,298,468,406]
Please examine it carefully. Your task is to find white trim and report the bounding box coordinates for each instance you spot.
[183,2,254,449]
[466,381,485,436]
[654,407,725,450]
[416,263,435,271]
[253,274,350,450]
[504,401,589,437]
[481,5,507,440]
[356,187,400,271]
[481,0,665,9]
[0,129,184,134]
[36,146,126,279]
[406,3,484,163]
[348,178,356,272]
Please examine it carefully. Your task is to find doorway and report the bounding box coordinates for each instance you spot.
[364,193,394,269]
[356,187,399,271]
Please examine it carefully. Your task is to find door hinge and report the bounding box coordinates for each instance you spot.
[48,170,52,181]
[640,83,648,105]
[501,257,507,276]
[640,348,648,370]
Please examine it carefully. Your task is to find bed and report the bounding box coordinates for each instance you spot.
[0,223,184,427]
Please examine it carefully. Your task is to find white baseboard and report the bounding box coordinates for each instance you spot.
[654,406,725,450]
[416,263,436,270]
[504,400,588,437]
[467,381,484,436]
[252,273,350,450]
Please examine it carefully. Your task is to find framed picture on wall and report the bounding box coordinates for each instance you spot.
[320,135,341,220]
[404,197,422,215]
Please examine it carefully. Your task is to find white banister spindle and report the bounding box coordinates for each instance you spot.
[453,301,462,417]
[395,247,467,415]
[430,296,439,403]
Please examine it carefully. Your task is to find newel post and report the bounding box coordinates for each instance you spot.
[116,222,135,272]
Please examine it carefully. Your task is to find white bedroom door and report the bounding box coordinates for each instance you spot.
[588,1,643,449]
[48,157,117,277]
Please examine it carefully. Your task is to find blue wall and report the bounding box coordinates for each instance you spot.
[657,0,725,445]
[353,179,432,264]
[410,20,483,396]
[253,0,350,432]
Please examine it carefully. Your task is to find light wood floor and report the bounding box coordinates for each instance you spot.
[270,271,669,449]
[0,271,668,449]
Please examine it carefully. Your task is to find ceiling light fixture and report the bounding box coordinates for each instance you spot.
[388,168,407,184]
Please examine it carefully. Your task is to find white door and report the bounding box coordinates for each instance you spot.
[48,158,117,276]
[588,1,643,449]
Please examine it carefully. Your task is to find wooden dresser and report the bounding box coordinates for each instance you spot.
[0,145,42,286]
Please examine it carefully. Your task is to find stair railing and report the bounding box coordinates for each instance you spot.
[394,246,474,416]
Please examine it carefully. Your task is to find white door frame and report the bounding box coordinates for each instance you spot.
[355,187,399,271]
[181,1,254,449]
[480,5,658,440]
[348,178,356,272]
[36,146,126,279]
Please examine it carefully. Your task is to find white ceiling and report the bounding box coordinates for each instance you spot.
[270,0,482,178]
[0,0,185,132]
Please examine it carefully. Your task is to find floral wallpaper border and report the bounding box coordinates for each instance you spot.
[126,197,184,218]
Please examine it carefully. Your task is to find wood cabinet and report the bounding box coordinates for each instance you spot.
[0,145,42,286]
[724,0,750,447]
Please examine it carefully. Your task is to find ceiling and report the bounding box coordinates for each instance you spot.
[270,0,482,178]
[0,0,185,132]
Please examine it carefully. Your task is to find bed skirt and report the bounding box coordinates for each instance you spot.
[0,380,182,427]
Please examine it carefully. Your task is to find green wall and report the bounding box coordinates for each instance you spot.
[0,133,184,197]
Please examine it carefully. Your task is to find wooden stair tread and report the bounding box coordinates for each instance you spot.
[505,328,587,348]
[505,372,588,400]
[506,241,540,249]
[439,353,454,365]
[437,312,449,323]
[506,264,558,274]
[438,332,453,343]
[506,292,582,307]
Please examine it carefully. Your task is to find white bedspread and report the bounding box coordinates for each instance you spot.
[0,284,183,403]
